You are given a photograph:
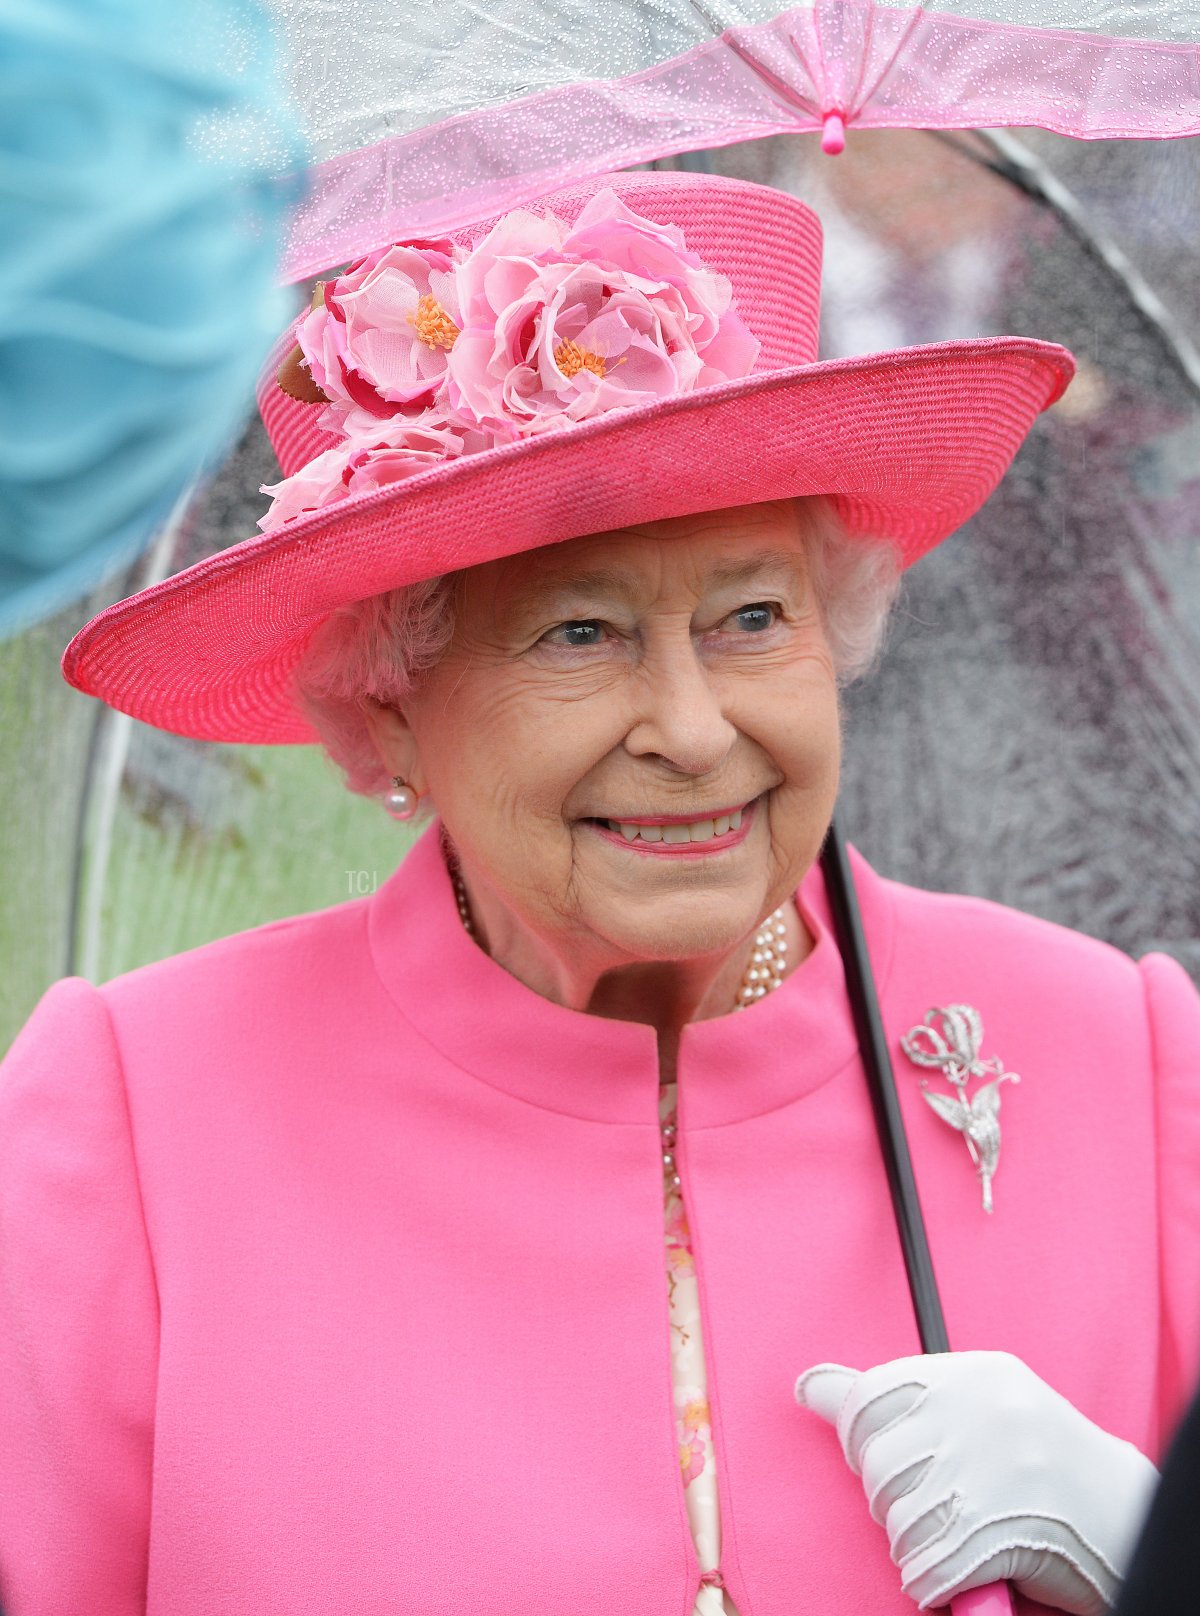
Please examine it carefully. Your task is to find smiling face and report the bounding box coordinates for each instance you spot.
[365,499,841,989]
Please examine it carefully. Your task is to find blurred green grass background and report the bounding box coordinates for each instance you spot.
[0,572,418,1056]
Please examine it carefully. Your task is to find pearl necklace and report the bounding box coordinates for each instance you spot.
[447,863,788,1010]
[734,907,790,1007]
[447,859,788,1197]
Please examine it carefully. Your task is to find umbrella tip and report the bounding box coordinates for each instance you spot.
[821,111,846,155]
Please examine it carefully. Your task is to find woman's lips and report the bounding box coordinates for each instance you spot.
[587,797,759,857]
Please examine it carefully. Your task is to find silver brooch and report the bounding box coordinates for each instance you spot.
[900,1006,1019,1214]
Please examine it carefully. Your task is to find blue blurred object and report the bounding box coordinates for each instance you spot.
[0,0,303,638]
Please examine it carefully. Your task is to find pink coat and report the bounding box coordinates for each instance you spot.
[2,827,1198,1615]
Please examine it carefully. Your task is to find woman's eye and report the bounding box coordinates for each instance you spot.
[728,602,778,633]
[544,619,606,648]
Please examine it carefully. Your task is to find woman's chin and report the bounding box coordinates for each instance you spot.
[579,895,771,969]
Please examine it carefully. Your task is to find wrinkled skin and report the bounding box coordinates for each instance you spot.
[364,499,841,1061]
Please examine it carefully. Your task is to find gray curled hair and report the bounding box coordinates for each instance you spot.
[295,496,902,801]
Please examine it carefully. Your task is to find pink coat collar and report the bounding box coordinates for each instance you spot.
[367,823,895,1127]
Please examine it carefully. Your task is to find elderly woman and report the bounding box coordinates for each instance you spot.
[2,172,1198,1616]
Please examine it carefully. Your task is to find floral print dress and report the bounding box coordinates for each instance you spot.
[660,1079,740,1616]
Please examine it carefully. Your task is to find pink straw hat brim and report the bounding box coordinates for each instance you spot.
[62,334,1073,744]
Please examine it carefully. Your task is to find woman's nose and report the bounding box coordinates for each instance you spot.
[623,642,737,776]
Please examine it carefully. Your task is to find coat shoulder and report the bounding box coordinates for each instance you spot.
[872,870,1146,1004]
[98,892,373,1026]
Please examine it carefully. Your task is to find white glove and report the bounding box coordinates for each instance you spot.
[795,1351,1158,1614]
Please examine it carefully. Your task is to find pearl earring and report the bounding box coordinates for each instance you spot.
[384,777,418,820]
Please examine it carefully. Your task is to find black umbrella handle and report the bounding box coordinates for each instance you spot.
[819,814,950,1355]
[820,821,1019,1615]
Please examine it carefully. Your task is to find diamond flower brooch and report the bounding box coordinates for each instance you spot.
[900,1005,1020,1214]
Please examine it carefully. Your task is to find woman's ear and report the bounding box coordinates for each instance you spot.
[362,697,429,796]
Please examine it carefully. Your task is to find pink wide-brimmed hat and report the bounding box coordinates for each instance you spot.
[62,170,1074,745]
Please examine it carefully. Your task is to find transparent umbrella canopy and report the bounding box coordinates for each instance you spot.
[265,0,1200,279]
[2,128,1198,1051]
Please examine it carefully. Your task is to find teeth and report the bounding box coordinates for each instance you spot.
[603,805,749,844]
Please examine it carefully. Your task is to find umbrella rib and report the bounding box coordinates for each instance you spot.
[852,2,926,119]
[66,488,195,982]
[940,129,1200,401]
[685,0,822,118]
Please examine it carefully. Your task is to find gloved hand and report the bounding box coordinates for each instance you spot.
[795,1351,1158,1614]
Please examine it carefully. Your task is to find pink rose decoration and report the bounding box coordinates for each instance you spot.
[562,190,760,385]
[296,239,466,421]
[446,189,760,437]
[340,418,486,498]
[257,444,358,532]
[258,417,477,531]
[260,190,762,532]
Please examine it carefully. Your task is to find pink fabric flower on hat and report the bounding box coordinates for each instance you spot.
[296,239,466,421]
[340,417,487,498]
[563,189,760,384]
[257,444,357,532]
[446,189,760,437]
[259,189,762,532]
[258,417,480,531]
